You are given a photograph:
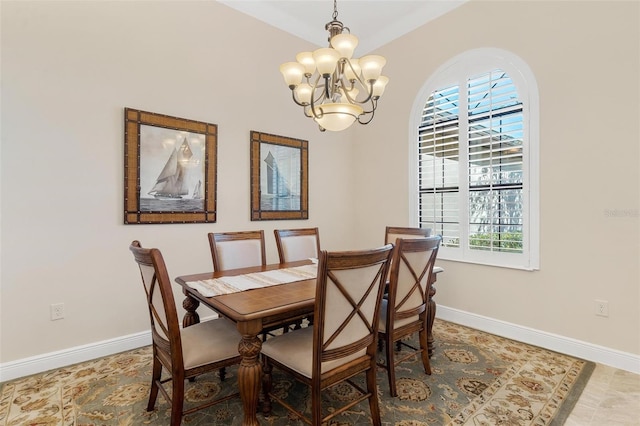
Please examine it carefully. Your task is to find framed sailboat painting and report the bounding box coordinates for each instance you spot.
[250,131,308,221]
[124,108,217,224]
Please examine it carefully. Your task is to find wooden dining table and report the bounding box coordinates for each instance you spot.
[175,260,317,426]
[175,260,443,426]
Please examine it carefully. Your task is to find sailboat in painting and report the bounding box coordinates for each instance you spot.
[192,180,203,199]
[148,138,195,200]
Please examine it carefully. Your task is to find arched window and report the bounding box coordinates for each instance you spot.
[410,48,539,270]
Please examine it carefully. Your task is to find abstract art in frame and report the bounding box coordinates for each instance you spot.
[124,108,217,224]
[250,131,308,221]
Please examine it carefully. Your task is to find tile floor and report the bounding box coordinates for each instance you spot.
[565,363,640,425]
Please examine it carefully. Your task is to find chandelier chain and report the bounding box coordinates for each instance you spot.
[332,0,338,20]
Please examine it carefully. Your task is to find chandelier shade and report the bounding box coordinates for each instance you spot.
[313,102,364,132]
[279,0,388,131]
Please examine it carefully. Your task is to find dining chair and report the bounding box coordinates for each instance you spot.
[208,230,266,271]
[274,227,321,330]
[261,244,394,426]
[274,227,321,263]
[377,236,441,397]
[129,240,242,426]
[383,226,433,297]
[209,230,295,338]
[384,225,432,244]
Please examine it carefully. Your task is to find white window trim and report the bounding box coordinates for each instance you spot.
[408,48,540,271]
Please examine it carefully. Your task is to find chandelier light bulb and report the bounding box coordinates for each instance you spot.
[280,62,305,87]
[314,102,364,132]
[312,48,341,76]
[330,33,358,59]
[359,55,386,81]
[295,83,313,105]
[372,76,389,98]
[295,51,316,75]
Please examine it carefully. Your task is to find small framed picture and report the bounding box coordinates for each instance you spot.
[124,108,217,224]
[250,131,308,221]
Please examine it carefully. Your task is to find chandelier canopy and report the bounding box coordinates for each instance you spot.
[279,0,388,132]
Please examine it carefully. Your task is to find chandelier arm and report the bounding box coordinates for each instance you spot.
[309,74,327,120]
[357,79,376,104]
[358,96,377,115]
[341,60,377,104]
[324,75,334,100]
[303,105,314,118]
[357,103,376,125]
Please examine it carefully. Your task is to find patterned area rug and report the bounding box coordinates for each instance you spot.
[0,320,594,425]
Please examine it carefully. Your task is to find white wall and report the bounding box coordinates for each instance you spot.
[0,1,357,364]
[352,0,640,356]
[1,0,639,375]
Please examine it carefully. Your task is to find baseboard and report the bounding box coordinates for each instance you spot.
[0,331,152,383]
[437,305,640,374]
[2,309,638,382]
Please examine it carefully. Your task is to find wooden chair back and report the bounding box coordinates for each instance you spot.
[130,240,242,424]
[384,226,432,245]
[208,230,266,271]
[386,236,441,327]
[130,240,183,368]
[314,244,394,372]
[261,244,393,425]
[379,236,441,396]
[274,227,321,263]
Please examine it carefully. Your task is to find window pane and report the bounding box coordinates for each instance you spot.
[418,84,461,247]
[466,70,523,254]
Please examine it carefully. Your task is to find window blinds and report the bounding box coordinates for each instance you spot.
[419,69,524,253]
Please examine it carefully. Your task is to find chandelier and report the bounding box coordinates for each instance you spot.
[279,0,388,132]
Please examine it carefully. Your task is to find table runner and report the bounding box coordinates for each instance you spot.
[187,264,317,297]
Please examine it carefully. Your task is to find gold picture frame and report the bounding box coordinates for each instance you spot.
[124,108,217,224]
[250,131,308,221]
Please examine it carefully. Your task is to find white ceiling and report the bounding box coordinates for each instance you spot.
[217,0,467,54]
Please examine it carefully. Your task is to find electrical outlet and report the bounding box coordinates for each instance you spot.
[594,299,609,317]
[50,303,65,320]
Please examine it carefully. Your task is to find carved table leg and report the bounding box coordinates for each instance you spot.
[426,272,438,357]
[182,290,200,328]
[237,320,263,426]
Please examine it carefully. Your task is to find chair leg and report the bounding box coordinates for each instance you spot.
[311,381,322,426]
[170,373,185,426]
[385,334,397,397]
[147,357,162,411]
[419,327,432,375]
[219,367,227,382]
[262,358,273,417]
[366,365,382,426]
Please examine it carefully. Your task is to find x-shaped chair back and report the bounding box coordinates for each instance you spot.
[378,236,442,397]
[313,245,393,373]
[130,241,183,370]
[389,237,441,325]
